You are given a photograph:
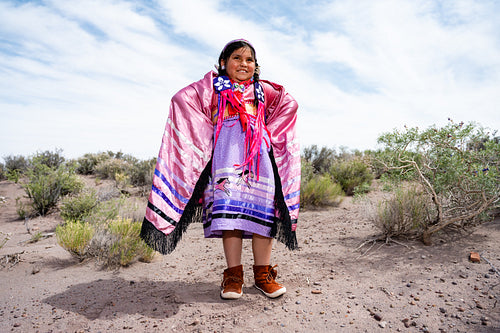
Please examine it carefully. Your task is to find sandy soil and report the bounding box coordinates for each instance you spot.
[0,178,499,333]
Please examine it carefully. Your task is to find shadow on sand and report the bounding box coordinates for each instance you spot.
[43,277,242,320]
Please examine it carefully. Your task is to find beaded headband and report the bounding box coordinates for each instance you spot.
[221,39,256,56]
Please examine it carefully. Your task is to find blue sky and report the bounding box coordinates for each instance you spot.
[1,0,499,160]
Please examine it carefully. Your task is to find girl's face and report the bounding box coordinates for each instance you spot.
[221,46,256,83]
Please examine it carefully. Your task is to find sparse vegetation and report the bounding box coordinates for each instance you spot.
[5,121,497,271]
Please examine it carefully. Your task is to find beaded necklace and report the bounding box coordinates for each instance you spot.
[213,75,269,179]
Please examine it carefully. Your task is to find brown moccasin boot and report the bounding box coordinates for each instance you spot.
[220,265,244,299]
[253,264,286,298]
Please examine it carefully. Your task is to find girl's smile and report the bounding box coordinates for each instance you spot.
[221,46,255,83]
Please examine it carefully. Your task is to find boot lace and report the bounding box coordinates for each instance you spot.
[266,265,279,282]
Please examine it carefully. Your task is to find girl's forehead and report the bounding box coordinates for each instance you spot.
[231,46,254,58]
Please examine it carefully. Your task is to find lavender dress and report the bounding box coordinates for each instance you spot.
[202,85,276,239]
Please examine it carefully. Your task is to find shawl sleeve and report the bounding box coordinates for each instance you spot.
[141,72,215,254]
[262,80,300,250]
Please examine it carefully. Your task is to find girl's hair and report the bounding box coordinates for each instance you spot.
[217,39,261,105]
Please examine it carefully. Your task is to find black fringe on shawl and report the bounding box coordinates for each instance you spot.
[140,159,212,255]
[268,148,298,250]
[141,149,299,254]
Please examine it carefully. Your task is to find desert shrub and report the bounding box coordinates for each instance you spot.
[56,220,95,259]
[129,158,156,187]
[58,218,155,267]
[30,148,65,169]
[377,120,500,243]
[301,161,344,208]
[4,154,28,173]
[60,190,99,221]
[373,186,434,239]
[0,162,5,180]
[23,163,83,216]
[4,155,28,182]
[330,158,374,196]
[107,218,155,266]
[95,158,132,180]
[302,145,336,174]
[76,153,111,175]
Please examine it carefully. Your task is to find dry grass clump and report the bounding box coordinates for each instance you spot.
[372,185,434,239]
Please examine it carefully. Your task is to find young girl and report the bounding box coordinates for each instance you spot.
[141,39,300,300]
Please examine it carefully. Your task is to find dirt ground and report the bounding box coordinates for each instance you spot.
[1,179,499,333]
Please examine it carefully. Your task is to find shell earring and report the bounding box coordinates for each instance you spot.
[221,65,225,70]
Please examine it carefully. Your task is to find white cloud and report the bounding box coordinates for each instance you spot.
[0,0,499,161]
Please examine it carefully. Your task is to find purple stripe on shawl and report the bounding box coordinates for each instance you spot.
[154,169,189,204]
[152,184,184,214]
[284,190,300,200]
[156,157,193,195]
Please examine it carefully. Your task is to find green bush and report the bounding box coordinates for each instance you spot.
[56,220,95,259]
[302,145,336,174]
[30,148,65,169]
[301,161,344,208]
[4,155,28,182]
[129,158,156,187]
[3,155,28,173]
[108,218,155,266]
[377,120,500,243]
[57,218,155,267]
[23,163,83,216]
[76,152,112,175]
[60,190,99,221]
[373,186,434,239]
[330,158,374,196]
[95,158,131,180]
[0,162,5,181]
